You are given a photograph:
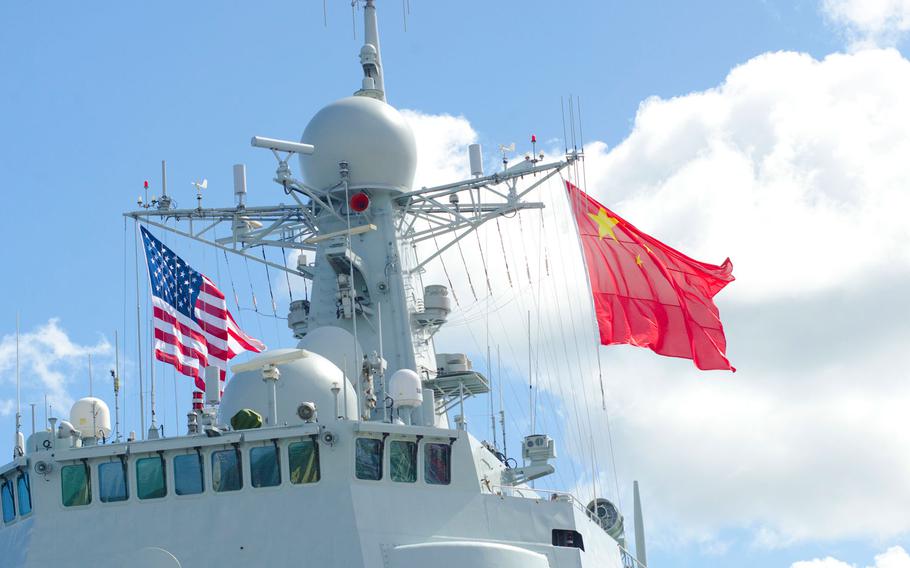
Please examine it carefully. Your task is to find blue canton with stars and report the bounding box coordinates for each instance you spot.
[141,226,204,321]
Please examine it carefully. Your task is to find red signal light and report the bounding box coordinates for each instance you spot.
[349,191,370,213]
[531,134,537,143]
[143,180,149,189]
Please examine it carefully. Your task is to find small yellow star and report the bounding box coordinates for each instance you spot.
[635,254,644,266]
[588,208,620,242]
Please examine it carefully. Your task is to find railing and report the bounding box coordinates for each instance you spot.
[618,544,647,568]
[488,485,648,568]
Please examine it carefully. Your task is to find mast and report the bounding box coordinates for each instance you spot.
[123,0,577,426]
[356,0,386,101]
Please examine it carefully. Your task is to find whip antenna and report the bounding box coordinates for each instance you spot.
[13,313,23,458]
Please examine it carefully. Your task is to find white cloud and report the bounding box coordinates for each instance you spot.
[0,319,111,414]
[822,0,910,48]
[792,546,910,568]
[575,48,910,545]
[402,46,910,550]
[792,558,853,568]
[401,109,478,188]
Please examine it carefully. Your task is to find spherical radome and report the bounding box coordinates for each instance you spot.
[296,325,363,375]
[299,96,417,192]
[220,348,358,426]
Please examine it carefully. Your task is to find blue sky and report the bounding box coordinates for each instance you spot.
[2,1,909,567]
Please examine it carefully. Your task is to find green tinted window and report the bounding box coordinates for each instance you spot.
[136,456,167,500]
[16,474,31,516]
[212,449,242,492]
[174,454,204,496]
[390,440,417,483]
[425,443,451,485]
[288,440,320,484]
[61,464,91,507]
[1,479,15,522]
[355,438,383,480]
[250,446,280,488]
[99,460,129,502]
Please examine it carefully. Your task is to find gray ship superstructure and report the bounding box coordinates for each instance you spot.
[0,2,647,566]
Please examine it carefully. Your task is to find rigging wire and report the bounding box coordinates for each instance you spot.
[242,256,266,341]
[454,238,478,302]
[575,95,624,508]
[262,248,279,317]
[516,212,533,285]
[433,233,460,308]
[495,218,514,288]
[261,247,282,346]
[221,250,243,315]
[467,212,580,493]
[474,229,493,297]
[555,171,623,507]
[281,246,294,302]
[539,209,551,277]
[546,174,602,501]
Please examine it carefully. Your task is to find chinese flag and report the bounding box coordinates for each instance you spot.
[567,181,735,371]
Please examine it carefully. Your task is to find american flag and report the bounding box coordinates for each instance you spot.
[141,226,265,408]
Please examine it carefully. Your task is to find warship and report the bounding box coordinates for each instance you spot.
[0,2,649,566]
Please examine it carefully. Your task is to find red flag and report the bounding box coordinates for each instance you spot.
[566,181,735,371]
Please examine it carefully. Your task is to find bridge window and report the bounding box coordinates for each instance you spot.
[1,478,15,522]
[355,437,383,480]
[136,456,167,500]
[174,453,204,496]
[289,440,320,484]
[390,440,417,483]
[99,459,129,503]
[212,448,242,492]
[250,445,281,488]
[61,463,91,507]
[425,443,451,485]
[16,473,31,516]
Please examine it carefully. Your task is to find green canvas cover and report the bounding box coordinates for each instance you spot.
[231,408,263,430]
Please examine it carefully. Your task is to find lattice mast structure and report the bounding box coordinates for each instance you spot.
[125,0,579,423]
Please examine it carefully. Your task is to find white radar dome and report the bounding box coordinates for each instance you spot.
[70,397,112,439]
[388,369,423,408]
[299,96,417,192]
[296,325,364,376]
[220,348,358,426]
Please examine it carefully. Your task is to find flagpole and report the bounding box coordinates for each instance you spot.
[134,220,147,439]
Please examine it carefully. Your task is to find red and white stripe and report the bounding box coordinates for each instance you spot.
[153,275,264,409]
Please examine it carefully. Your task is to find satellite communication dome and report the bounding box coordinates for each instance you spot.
[299,96,417,192]
[220,348,358,426]
[388,369,423,408]
[70,397,112,439]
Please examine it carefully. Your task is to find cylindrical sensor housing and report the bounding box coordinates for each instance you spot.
[233,164,247,207]
[468,143,483,177]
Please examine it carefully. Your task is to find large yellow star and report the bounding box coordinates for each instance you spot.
[588,208,620,242]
